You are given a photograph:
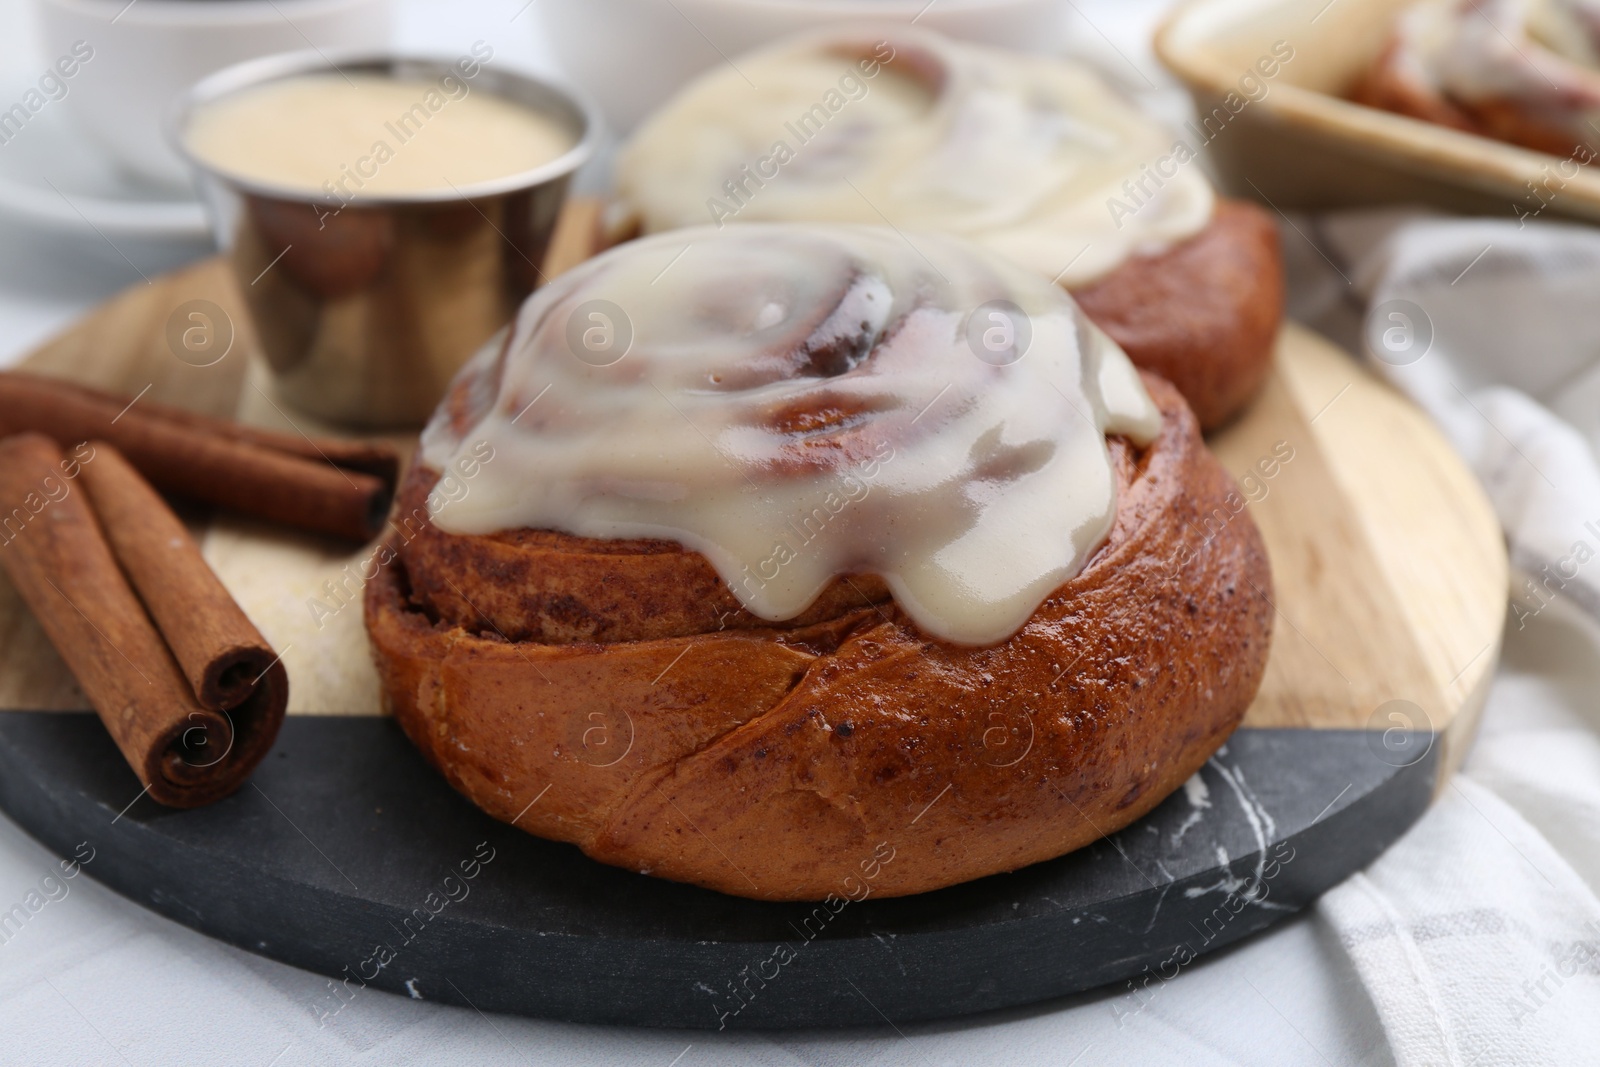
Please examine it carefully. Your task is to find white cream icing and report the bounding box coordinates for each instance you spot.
[616,27,1214,288]
[421,224,1160,646]
[1397,0,1600,127]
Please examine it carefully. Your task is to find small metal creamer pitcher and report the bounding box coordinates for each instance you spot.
[171,51,600,429]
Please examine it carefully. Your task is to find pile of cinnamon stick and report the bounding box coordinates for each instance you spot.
[0,372,401,808]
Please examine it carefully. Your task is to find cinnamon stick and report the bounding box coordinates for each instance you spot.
[10,372,399,483]
[0,372,395,542]
[80,441,290,725]
[0,434,282,806]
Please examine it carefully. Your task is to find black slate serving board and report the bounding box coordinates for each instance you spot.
[0,713,1434,1029]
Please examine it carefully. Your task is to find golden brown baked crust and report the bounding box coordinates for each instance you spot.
[1070,200,1283,432]
[365,374,1273,900]
[392,468,890,645]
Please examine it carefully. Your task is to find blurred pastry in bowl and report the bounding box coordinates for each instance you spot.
[364,222,1273,901]
[1355,0,1600,156]
[615,27,1283,430]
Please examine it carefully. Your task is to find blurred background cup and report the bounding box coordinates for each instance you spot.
[36,0,395,190]
[170,51,599,429]
[539,0,1067,133]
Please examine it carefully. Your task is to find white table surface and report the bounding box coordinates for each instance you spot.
[1,2,1587,1064]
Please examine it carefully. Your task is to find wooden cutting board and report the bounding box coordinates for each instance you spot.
[0,199,1508,1028]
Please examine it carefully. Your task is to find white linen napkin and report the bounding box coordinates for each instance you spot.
[1319,768,1600,1067]
[1292,210,1600,631]
[1287,210,1600,1067]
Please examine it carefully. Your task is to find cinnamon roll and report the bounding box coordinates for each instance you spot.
[615,27,1283,430]
[1355,0,1600,155]
[364,224,1273,901]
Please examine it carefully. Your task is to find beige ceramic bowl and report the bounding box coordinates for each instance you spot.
[1155,0,1600,224]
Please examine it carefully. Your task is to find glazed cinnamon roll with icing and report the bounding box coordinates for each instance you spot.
[366,224,1273,901]
[616,27,1284,430]
[418,225,1160,646]
[1356,0,1600,155]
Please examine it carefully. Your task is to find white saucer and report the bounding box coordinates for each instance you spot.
[0,84,209,243]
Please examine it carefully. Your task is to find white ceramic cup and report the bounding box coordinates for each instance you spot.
[539,0,1067,134]
[36,0,395,189]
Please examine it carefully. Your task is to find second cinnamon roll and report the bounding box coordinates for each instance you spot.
[616,27,1284,429]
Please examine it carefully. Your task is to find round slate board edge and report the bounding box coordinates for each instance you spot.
[0,713,1437,1030]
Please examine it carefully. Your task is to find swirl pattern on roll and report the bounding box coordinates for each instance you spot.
[421,224,1160,646]
[616,27,1214,288]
